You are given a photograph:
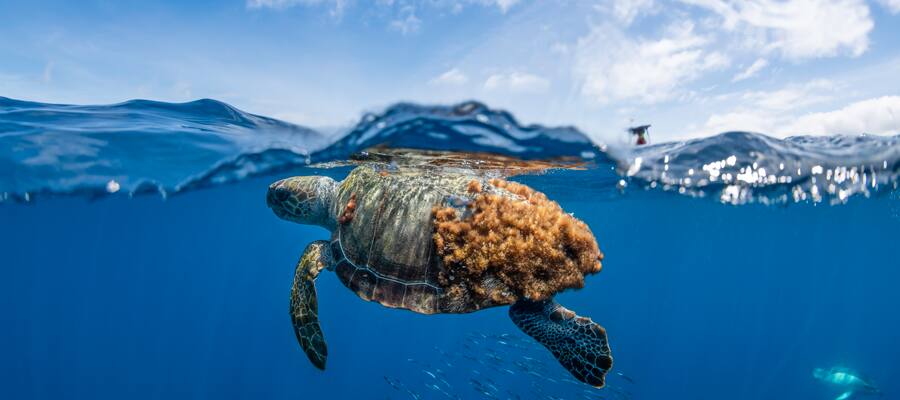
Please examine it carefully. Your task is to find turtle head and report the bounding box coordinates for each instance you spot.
[267,176,337,229]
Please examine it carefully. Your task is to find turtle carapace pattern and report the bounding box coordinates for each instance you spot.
[267,165,613,388]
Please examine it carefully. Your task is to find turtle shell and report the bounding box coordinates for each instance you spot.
[329,166,515,314]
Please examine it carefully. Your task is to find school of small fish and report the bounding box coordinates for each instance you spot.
[381,331,635,400]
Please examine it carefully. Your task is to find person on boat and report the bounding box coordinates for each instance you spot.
[628,124,650,146]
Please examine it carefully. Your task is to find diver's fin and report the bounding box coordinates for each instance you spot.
[509,299,612,387]
[835,391,855,400]
[290,240,332,370]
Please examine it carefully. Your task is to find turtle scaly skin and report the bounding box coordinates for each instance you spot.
[289,241,331,369]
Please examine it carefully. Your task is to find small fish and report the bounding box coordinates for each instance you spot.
[405,388,421,400]
[437,376,452,388]
[383,376,402,391]
[615,371,635,384]
[441,391,460,400]
[423,370,437,379]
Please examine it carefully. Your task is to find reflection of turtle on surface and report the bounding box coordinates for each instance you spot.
[267,165,613,387]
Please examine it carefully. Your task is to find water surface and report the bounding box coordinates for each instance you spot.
[2,97,898,400]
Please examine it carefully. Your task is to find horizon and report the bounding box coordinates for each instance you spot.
[2,1,899,143]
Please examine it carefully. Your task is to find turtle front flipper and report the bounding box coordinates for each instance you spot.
[290,241,333,370]
[509,299,612,388]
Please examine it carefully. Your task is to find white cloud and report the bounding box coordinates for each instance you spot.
[680,0,873,60]
[428,0,520,14]
[731,58,768,82]
[247,0,518,32]
[389,5,422,35]
[483,71,550,93]
[696,80,834,134]
[612,0,656,25]
[478,0,520,13]
[550,42,569,55]
[575,21,729,104]
[789,96,900,135]
[429,68,468,85]
[741,79,836,111]
[693,81,900,135]
[246,0,349,18]
[876,0,900,13]
[246,0,309,9]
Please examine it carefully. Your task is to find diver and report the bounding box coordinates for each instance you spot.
[813,367,881,400]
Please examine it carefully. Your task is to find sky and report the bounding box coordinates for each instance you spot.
[1,0,899,142]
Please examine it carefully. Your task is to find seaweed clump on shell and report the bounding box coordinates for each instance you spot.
[432,178,603,303]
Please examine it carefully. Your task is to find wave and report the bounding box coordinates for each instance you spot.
[316,101,598,161]
[0,97,328,199]
[1,96,897,205]
[618,131,900,205]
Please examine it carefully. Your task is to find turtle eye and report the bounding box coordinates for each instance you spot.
[274,186,290,201]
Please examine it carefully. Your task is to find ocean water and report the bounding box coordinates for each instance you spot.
[2,97,899,400]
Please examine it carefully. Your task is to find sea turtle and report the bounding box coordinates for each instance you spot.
[266,165,612,387]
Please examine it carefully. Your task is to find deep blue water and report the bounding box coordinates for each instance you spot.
[2,97,899,400]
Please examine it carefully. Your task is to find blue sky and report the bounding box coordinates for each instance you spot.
[1,0,899,142]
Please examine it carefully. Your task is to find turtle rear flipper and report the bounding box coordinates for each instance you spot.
[290,241,333,370]
[509,299,612,388]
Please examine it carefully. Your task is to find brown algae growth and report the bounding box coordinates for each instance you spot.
[432,178,603,303]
